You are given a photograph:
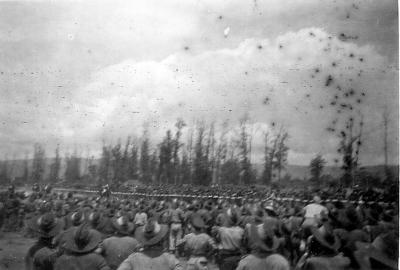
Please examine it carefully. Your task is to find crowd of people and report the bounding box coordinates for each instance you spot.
[0,183,398,270]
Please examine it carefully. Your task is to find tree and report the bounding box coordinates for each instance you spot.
[338,116,363,186]
[158,130,173,184]
[273,129,289,182]
[237,115,253,185]
[99,144,111,184]
[140,130,151,183]
[48,144,61,183]
[32,143,46,183]
[0,156,10,185]
[309,154,326,185]
[262,132,278,185]
[22,152,29,183]
[65,148,81,183]
[128,140,139,180]
[193,122,211,185]
[172,119,186,184]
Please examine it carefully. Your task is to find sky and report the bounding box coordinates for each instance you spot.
[0,0,398,166]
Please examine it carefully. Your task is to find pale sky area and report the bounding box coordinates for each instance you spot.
[0,0,398,166]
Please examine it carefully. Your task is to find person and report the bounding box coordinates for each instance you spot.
[118,218,182,270]
[302,196,328,232]
[54,223,110,270]
[98,215,140,270]
[177,214,216,270]
[25,212,63,270]
[213,208,244,270]
[237,218,281,270]
[168,201,184,254]
[354,230,398,270]
[296,222,350,270]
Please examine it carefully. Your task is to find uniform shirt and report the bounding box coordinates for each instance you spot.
[215,226,243,251]
[170,208,184,224]
[101,236,140,270]
[303,203,328,219]
[117,252,182,270]
[134,212,147,226]
[178,232,216,256]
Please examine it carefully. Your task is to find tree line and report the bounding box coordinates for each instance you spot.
[0,117,290,187]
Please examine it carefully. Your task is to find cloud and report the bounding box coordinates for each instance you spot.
[24,27,393,165]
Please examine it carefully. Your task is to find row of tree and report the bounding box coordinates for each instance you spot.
[0,117,291,186]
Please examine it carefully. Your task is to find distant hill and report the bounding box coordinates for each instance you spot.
[252,164,398,181]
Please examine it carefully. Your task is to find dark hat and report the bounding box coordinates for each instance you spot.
[70,210,85,226]
[135,218,168,247]
[249,223,280,252]
[64,224,102,254]
[191,214,205,230]
[30,213,63,238]
[311,225,340,252]
[225,208,241,227]
[88,211,103,228]
[112,216,134,235]
[355,231,398,269]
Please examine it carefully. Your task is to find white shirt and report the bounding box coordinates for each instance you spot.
[303,203,328,219]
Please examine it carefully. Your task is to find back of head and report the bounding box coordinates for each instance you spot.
[265,254,290,270]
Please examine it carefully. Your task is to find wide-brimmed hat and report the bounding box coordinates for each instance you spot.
[88,211,104,228]
[249,223,280,252]
[135,218,168,247]
[112,216,134,235]
[224,208,241,226]
[311,225,340,251]
[70,210,85,226]
[355,231,398,269]
[30,213,63,238]
[64,224,102,254]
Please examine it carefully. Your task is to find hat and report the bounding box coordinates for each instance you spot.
[355,231,398,269]
[191,214,205,230]
[30,213,63,238]
[135,218,168,247]
[112,216,134,235]
[249,223,280,252]
[64,224,102,254]
[225,208,240,226]
[311,225,340,252]
[70,210,85,226]
[88,212,103,228]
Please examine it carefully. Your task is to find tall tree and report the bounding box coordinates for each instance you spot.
[237,115,254,185]
[309,154,326,185]
[128,140,139,180]
[99,144,111,185]
[214,120,229,184]
[338,116,362,187]
[273,129,289,182]
[193,122,210,185]
[23,152,29,183]
[64,148,81,183]
[172,119,186,184]
[48,144,61,183]
[31,143,46,183]
[140,130,151,183]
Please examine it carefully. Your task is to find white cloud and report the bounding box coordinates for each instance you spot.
[45,27,396,165]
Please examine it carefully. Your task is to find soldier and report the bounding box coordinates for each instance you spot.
[118,218,182,270]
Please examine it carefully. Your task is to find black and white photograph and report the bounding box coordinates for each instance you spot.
[0,0,398,269]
